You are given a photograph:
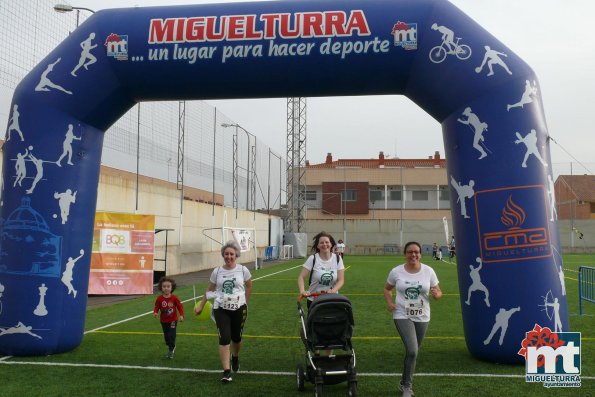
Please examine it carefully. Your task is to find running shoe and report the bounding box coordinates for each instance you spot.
[221,370,233,383]
[231,355,240,373]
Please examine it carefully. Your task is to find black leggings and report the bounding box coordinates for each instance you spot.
[160,320,177,349]
[213,305,248,345]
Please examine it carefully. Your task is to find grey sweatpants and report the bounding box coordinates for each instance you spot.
[394,319,429,388]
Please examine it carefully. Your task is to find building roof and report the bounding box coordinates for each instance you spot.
[306,151,446,169]
[556,175,595,201]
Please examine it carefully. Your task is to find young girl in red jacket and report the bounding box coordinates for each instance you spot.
[154,276,184,359]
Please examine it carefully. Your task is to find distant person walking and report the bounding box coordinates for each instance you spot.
[449,236,456,261]
[336,239,346,258]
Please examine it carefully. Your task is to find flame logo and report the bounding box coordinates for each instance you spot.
[500,195,526,228]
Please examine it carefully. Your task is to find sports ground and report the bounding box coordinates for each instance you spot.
[2,254,593,396]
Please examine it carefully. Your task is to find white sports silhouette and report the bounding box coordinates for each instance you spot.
[484,306,521,346]
[475,46,512,76]
[450,176,475,219]
[71,33,98,77]
[457,107,489,159]
[465,257,490,307]
[35,58,72,95]
[514,129,547,168]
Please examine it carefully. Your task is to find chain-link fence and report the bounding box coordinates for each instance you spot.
[0,0,287,212]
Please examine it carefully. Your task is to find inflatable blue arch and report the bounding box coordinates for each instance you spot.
[1,0,567,363]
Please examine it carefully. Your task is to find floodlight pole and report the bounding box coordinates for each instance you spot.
[267,149,283,214]
[222,123,254,214]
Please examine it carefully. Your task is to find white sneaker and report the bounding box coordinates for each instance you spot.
[399,383,414,397]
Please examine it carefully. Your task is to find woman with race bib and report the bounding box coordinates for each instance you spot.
[383,241,442,397]
[298,231,345,309]
[194,240,252,383]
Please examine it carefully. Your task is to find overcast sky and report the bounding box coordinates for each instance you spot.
[59,0,594,172]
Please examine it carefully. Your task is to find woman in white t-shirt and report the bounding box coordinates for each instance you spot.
[195,240,253,383]
[383,241,442,397]
[336,239,346,258]
[298,231,345,309]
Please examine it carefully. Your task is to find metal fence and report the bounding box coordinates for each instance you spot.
[579,266,595,315]
[0,0,286,212]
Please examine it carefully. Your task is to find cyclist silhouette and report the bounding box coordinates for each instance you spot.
[431,23,455,51]
[429,23,471,64]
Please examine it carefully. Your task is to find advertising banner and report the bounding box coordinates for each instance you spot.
[89,212,155,294]
[231,228,251,252]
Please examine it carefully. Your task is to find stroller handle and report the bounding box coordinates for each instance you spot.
[296,292,323,302]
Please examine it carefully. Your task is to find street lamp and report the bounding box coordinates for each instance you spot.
[53,4,95,27]
[221,123,253,212]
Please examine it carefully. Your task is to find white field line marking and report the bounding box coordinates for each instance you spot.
[3,361,593,380]
[84,264,304,334]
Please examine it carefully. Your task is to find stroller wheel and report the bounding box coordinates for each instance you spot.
[296,364,306,391]
[347,380,357,396]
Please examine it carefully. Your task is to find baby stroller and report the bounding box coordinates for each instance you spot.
[296,293,357,396]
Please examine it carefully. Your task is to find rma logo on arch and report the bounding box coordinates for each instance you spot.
[518,324,581,388]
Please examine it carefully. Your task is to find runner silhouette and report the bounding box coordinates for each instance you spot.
[71,33,97,77]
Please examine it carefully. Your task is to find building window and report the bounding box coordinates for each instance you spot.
[303,190,317,201]
[439,186,450,200]
[369,190,383,202]
[412,190,429,201]
[342,190,357,202]
[389,190,402,201]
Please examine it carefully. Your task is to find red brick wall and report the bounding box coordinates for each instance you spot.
[554,180,592,220]
[321,182,369,215]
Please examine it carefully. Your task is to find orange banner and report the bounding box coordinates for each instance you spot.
[89,212,155,295]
